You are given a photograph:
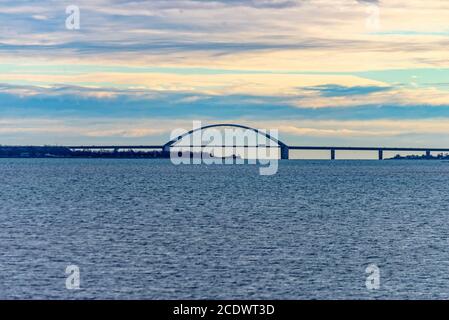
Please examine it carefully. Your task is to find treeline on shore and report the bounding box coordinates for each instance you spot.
[391,153,449,160]
[2,146,449,160]
[0,146,170,158]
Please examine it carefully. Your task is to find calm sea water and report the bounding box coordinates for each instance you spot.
[1,158,449,299]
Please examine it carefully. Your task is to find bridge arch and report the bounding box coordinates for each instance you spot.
[163,123,289,159]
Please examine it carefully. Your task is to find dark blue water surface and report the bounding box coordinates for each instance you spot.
[1,159,449,299]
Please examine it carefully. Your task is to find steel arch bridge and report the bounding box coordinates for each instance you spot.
[65,123,449,160]
[162,123,290,159]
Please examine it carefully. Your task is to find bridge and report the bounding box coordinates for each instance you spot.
[67,123,449,160]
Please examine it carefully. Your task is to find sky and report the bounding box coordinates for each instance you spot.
[2,0,449,153]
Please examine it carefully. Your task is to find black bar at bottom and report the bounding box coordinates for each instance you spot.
[0,300,439,318]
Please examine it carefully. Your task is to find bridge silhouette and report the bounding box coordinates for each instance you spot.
[67,123,449,160]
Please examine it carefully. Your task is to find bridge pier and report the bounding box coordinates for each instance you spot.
[378,149,384,160]
[426,150,431,158]
[280,146,289,160]
[331,149,336,160]
[162,145,171,157]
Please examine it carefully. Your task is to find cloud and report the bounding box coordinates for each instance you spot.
[84,128,167,138]
[4,117,449,149]
[303,85,392,97]
[2,83,449,122]
[276,118,449,142]
[0,0,448,70]
[1,0,449,146]
[186,0,300,9]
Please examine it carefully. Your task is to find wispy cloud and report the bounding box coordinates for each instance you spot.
[1,0,449,145]
[2,83,449,121]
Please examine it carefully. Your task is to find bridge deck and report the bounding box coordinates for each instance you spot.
[288,146,449,152]
[66,145,449,152]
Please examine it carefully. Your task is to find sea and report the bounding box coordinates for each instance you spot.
[1,158,449,299]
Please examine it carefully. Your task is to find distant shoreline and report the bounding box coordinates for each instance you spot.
[0,146,167,159]
[2,146,449,160]
[0,146,239,160]
[388,154,449,160]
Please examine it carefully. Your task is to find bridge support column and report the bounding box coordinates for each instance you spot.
[280,146,289,160]
[426,150,431,159]
[163,145,171,157]
[331,149,336,160]
[378,149,384,160]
